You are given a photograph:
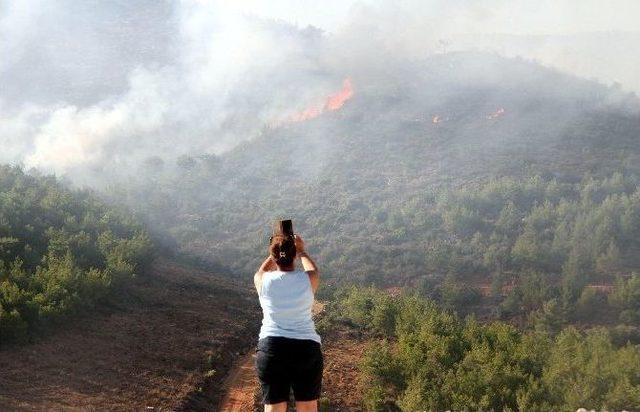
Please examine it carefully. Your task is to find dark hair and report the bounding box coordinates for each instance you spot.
[270,235,296,267]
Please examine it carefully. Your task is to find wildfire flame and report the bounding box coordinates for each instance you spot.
[324,78,354,111]
[486,108,505,120]
[289,78,354,122]
[432,115,442,124]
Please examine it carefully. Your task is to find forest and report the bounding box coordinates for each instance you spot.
[0,166,153,343]
[2,51,640,409]
[115,159,640,328]
[108,55,640,303]
[323,286,640,411]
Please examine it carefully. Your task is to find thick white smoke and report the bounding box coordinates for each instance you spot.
[20,10,258,171]
[0,1,336,177]
[1,0,639,179]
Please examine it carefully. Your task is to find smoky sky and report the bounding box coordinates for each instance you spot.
[1,0,639,179]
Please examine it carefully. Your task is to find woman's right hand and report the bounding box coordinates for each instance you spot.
[295,234,319,292]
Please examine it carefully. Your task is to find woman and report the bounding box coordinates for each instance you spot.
[253,233,322,412]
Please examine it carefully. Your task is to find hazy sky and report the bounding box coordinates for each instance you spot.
[1,0,639,178]
[217,0,640,35]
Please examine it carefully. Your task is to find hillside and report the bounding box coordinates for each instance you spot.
[112,53,640,300]
[0,157,261,411]
[0,257,259,411]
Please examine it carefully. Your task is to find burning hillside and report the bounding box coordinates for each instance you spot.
[287,78,354,123]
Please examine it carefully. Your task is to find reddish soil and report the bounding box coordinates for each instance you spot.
[319,325,368,411]
[217,352,259,411]
[0,257,260,411]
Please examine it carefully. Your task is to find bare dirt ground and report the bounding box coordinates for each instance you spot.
[217,351,259,411]
[0,257,260,411]
[218,303,368,412]
[318,325,368,411]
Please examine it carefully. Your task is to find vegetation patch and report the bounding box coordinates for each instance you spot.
[0,166,153,343]
[327,287,640,411]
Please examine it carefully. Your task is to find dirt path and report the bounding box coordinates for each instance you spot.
[217,351,258,411]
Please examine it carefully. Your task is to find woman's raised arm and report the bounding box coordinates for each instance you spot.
[295,235,320,293]
[254,255,276,294]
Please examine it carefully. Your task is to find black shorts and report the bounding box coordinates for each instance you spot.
[254,336,323,404]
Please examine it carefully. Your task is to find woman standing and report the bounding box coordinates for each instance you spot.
[253,233,322,412]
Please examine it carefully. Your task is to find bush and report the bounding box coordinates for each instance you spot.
[619,309,640,325]
[609,325,640,346]
[609,273,640,312]
[575,287,603,320]
[440,274,482,310]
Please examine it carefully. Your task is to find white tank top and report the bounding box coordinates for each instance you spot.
[258,270,321,344]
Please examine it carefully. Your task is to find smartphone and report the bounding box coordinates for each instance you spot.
[270,219,294,243]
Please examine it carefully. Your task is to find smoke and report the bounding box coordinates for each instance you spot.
[329,1,640,90]
[0,1,339,179]
[1,0,639,180]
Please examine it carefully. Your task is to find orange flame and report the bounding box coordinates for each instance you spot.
[324,78,354,111]
[289,78,354,122]
[486,108,505,120]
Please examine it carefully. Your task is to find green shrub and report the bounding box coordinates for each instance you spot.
[440,274,482,310]
[575,287,602,320]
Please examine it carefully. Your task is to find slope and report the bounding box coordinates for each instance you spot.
[115,52,640,288]
[0,257,260,411]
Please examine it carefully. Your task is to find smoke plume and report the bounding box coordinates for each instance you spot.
[1,0,639,181]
